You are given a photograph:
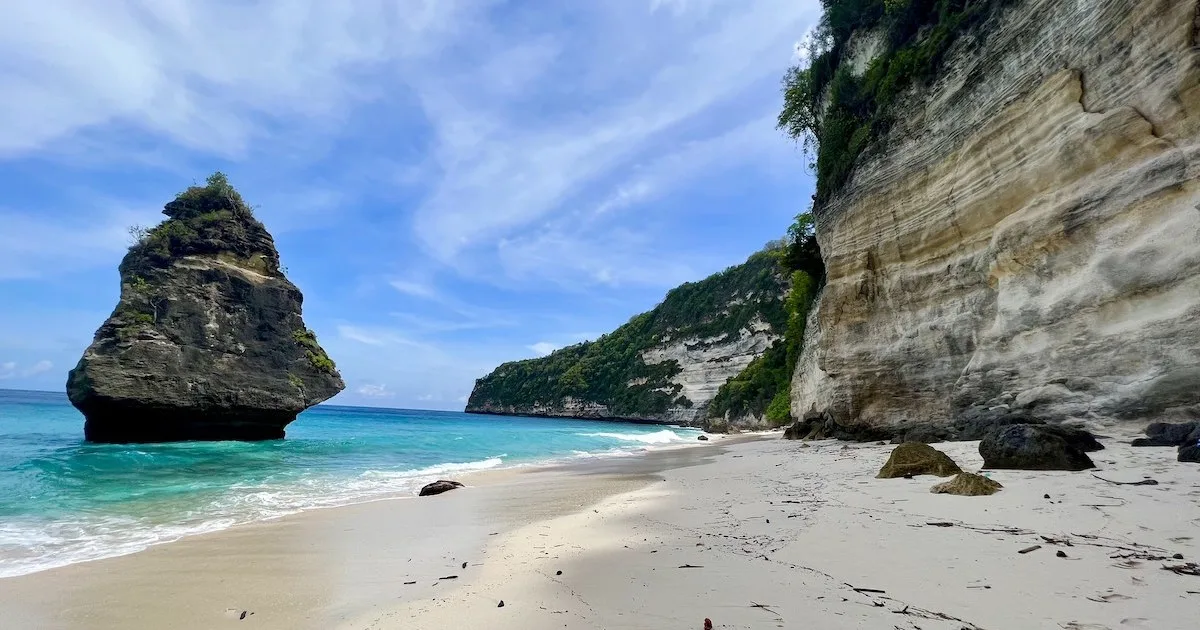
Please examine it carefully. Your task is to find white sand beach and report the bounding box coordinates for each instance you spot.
[3,431,1198,630]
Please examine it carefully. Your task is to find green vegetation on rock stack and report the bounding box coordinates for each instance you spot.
[467,250,788,420]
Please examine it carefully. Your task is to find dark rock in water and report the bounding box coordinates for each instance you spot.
[877,443,963,479]
[67,174,343,443]
[419,480,465,496]
[697,435,709,441]
[1179,444,1200,463]
[1138,421,1200,447]
[930,472,1003,496]
[979,424,1095,471]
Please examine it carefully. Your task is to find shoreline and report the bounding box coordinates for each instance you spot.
[0,422,717,581]
[4,429,1196,629]
[0,436,741,629]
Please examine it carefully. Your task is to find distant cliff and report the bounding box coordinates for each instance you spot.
[466,250,791,429]
[67,173,344,442]
[785,0,1200,439]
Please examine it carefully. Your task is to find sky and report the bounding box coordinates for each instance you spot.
[0,0,818,410]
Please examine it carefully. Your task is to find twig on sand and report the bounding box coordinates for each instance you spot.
[1163,562,1200,576]
[891,604,985,629]
[1092,474,1159,486]
[678,564,704,569]
[845,583,886,594]
[750,601,781,616]
[1018,545,1042,554]
[925,521,955,527]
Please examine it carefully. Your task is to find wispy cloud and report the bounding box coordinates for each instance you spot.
[355,383,394,398]
[528,342,559,357]
[0,359,54,380]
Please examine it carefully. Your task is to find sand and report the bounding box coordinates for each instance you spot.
[3,430,1198,629]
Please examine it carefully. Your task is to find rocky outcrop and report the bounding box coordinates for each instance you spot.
[979,425,1096,471]
[792,0,1200,436]
[931,472,1003,497]
[67,174,344,442]
[1132,421,1200,447]
[467,250,788,429]
[876,443,962,479]
[419,480,465,496]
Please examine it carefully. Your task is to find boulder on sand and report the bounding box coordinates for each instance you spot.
[979,424,1095,471]
[419,480,465,496]
[1133,421,1200,447]
[1179,443,1200,463]
[931,472,1003,496]
[876,443,963,479]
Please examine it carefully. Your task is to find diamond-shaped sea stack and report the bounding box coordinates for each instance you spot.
[67,173,344,443]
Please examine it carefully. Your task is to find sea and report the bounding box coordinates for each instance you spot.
[0,389,703,579]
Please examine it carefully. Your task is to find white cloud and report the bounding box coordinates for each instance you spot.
[0,0,478,159]
[356,383,394,398]
[528,341,559,357]
[389,279,440,301]
[0,359,54,379]
[407,1,818,283]
[0,203,160,280]
[337,324,431,349]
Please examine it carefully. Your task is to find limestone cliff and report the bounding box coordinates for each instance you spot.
[466,250,788,429]
[791,0,1200,439]
[67,174,344,442]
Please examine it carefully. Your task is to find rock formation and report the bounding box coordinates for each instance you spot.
[791,0,1200,437]
[931,472,1003,497]
[419,480,465,496]
[876,443,962,479]
[979,425,1095,471]
[67,173,344,442]
[466,250,788,429]
[1132,421,1200,447]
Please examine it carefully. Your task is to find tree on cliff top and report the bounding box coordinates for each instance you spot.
[778,0,1015,203]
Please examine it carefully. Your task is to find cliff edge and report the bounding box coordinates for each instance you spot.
[789,0,1200,439]
[67,173,344,442]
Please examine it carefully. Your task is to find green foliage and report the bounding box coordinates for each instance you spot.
[287,373,305,389]
[294,329,337,374]
[130,312,154,325]
[122,171,272,277]
[306,351,336,373]
[469,250,788,417]
[707,267,819,426]
[166,171,250,221]
[778,0,1014,203]
[780,212,824,283]
[707,341,791,422]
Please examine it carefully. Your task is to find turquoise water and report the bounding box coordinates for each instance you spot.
[0,389,702,578]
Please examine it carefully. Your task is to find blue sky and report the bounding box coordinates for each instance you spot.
[0,0,818,410]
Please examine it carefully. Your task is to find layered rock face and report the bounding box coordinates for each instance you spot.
[792,0,1200,437]
[68,176,344,442]
[467,251,787,429]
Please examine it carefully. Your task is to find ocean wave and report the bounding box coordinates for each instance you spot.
[0,455,510,579]
[578,429,695,445]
